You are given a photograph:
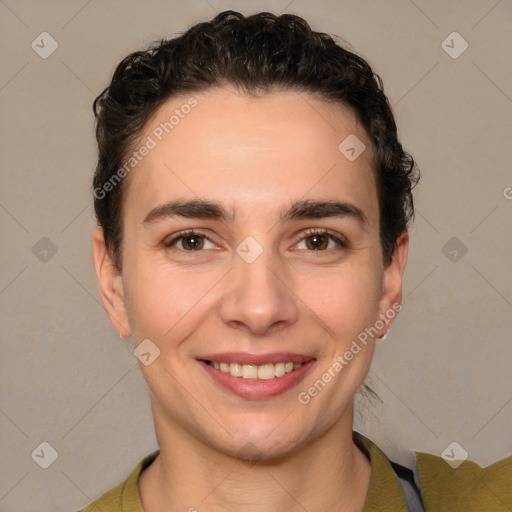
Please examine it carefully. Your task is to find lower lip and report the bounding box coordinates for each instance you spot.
[198,359,316,400]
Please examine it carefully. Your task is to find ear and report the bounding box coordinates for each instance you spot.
[92,226,131,338]
[377,232,409,337]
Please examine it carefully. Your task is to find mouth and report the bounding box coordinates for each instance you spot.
[197,354,316,399]
[203,360,304,380]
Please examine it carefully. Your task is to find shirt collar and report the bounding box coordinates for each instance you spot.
[353,431,409,511]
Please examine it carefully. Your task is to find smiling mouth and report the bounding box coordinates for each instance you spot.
[204,360,304,380]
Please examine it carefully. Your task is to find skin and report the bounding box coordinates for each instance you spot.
[93,86,408,512]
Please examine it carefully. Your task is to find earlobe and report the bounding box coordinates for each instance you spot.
[92,226,131,338]
[377,232,409,337]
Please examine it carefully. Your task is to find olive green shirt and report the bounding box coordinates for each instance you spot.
[76,432,512,511]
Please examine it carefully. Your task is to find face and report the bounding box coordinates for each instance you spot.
[93,86,408,460]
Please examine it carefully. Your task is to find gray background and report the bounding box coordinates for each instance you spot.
[0,0,511,511]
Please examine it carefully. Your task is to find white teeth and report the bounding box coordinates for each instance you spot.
[242,364,258,379]
[258,364,275,380]
[229,362,243,377]
[274,362,286,377]
[208,360,303,379]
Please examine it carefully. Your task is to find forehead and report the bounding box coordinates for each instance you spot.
[122,87,379,225]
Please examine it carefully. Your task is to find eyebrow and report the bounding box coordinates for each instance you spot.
[143,199,235,224]
[143,198,368,227]
[281,199,368,227]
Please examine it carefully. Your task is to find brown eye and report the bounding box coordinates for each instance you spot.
[305,233,329,250]
[164,230,215,251]
[295,229,347,252]
[180,234,205,250]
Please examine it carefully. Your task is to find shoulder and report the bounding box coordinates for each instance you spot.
[74,450,160,512]
[75,481,125,512]
[415,449,512,511]
[355,431,512,511]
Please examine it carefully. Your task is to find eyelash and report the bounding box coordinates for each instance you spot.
[296,228,349,254]
[163,228,348,255]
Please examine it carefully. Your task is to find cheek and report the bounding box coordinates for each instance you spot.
[124,261,219,340]
[297,264,383,338]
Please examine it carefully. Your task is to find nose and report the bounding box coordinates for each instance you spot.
[219,247,299,336]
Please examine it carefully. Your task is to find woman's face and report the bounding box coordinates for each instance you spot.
[94,87,407,460]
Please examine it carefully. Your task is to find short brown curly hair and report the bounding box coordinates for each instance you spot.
[92,10,419,271]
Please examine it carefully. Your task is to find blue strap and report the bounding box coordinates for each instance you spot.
[390,460,425,512]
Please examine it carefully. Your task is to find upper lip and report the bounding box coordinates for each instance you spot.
[197,352,315,365]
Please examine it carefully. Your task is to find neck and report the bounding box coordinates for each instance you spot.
[139,398,371,512]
